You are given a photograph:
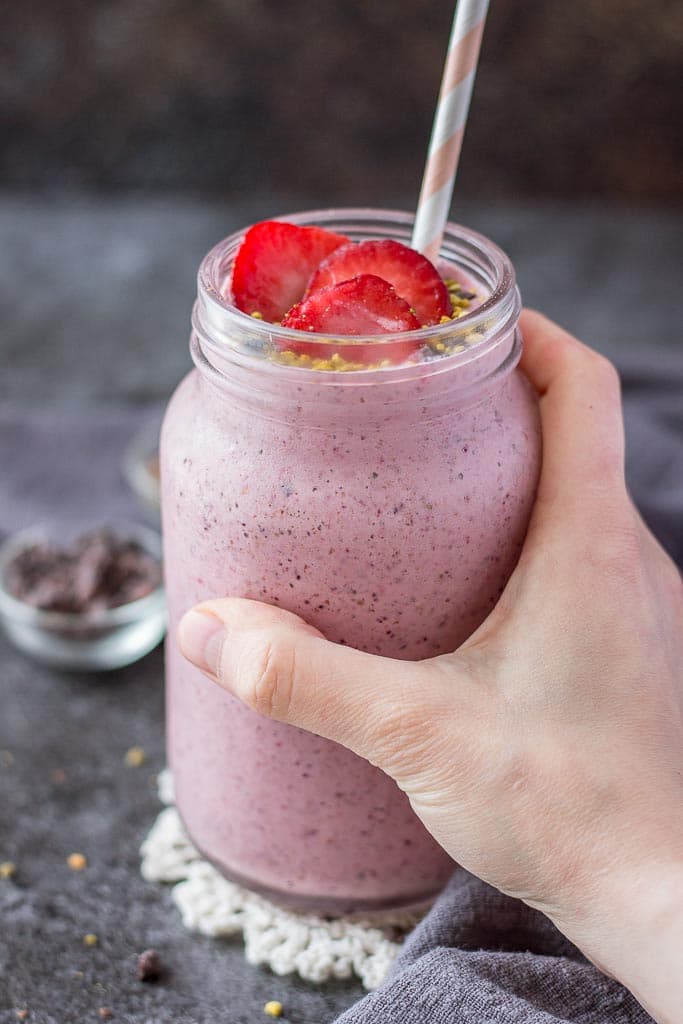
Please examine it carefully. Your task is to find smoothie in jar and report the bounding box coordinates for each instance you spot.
[161,209,541,913]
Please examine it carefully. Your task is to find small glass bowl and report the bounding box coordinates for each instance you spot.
[0,520,167,671]
[122,419,162,524]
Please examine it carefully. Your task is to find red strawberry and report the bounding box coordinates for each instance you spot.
[281,274,422,365]
[282,274,420,334]
[305,239,451,326]
[231,220,349,322]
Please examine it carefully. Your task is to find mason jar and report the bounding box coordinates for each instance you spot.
[161,209,541,913]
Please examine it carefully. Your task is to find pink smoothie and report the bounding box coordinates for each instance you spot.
[161,210,541,913]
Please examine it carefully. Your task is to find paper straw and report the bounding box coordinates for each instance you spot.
[411,0,490,261]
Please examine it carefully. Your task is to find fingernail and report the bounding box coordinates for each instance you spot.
[178,609,225,677]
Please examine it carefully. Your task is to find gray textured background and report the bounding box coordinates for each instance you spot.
[1,0,681,202]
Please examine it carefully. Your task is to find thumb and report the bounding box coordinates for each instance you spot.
[178,597,443,771]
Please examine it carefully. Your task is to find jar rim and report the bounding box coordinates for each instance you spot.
[193,207,521,388]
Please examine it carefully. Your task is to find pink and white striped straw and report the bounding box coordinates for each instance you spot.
[411,0,491,262]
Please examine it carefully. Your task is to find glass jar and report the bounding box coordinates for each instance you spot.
[161,209,541,913]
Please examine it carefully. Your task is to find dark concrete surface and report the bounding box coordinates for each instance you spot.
[0,644,364,1024]
[0,405,366,1024]
[0,195,681,1023]
[3,2,681,201]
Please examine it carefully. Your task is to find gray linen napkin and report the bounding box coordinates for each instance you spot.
[336,343,683,1024]
[336,872,652,1023]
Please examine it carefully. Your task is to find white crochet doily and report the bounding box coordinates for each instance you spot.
[140,770,426,990]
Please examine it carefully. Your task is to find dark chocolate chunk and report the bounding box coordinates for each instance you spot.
[6,529,161,613]
[137,948,162,982]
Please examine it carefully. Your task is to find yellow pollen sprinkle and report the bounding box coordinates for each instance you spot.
[83,933,99,947]
[264,1001,283,1018]
[124,746,146,767]
[271,348,388,372]
[0,861,16,879]
[250,311,263,319]
[67,852,88,871]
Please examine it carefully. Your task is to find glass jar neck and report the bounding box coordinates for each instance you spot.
[190,209,522,425]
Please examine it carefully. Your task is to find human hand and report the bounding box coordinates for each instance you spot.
[179,311,683,1024]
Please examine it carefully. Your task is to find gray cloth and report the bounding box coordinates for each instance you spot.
[336,873,650,1023]
[617,347,683,567]
[336,344,683,1023]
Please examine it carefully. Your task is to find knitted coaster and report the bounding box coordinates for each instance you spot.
[140,771,426,989]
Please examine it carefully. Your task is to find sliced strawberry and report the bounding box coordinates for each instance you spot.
[280,274,422,365]
[282,274,420,335]
[305,239,451,326]
[230,220,349,322]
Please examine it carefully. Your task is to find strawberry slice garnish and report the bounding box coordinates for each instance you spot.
[305,239,451,326]
[282,274,421,335]
[281,274,422,365]
[231,220,349,322]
